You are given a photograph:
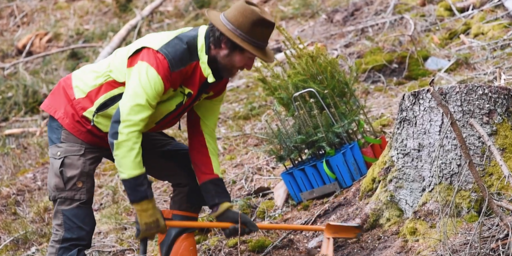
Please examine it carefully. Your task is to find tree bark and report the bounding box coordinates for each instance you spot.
[428,84,510,231]
[388,84,512,217]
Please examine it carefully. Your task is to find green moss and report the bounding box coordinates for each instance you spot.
[438,13,511,47]
[470,21,512,40]
[355,47,394,73]
[225,154,236,161]
[483,121,512,194]
[440,21,472,44]
[209,236,220,246]
[16,168,32,177]
[464,212,480,223]
[234,198,253,216]
[195,234,208,244]
[247,237,272,253]
[401,219,428,238]
[113,0,133,14]
[395,3,413,15]
[381,200,405,228]
[226,238,239,248]
[365,192,404,230]
[256,200,275,219]
[360,145,391,199]
[372,116,393,133]
[298,200,312,211]
[403,55,431,80]
[355,48,431,81]
[436,1,455,18]
[373,85,386,92]
[418,183,482,216]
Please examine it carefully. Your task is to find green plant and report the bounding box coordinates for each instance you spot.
[255,26,372,166]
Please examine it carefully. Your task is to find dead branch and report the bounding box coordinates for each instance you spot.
[2,128,40,136]
[0,231,27,250]
[495,201,512,212]
[94,0,165,63]
[428,78,511,232]
[470,119,512,183]
[491,237,512,249]
[447,0,463,18]
[326,15,403,38]
[0,44,101,69]
[455,0,491,11]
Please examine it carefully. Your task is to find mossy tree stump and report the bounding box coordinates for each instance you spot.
[388,84,512,217]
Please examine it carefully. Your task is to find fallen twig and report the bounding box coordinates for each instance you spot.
[0,231,27,250]
[428,78,511,232]
[447,0,463,18]
[455,0,491,11]
[470,119,512,184]
[491,237,512,249]
[495,201,512,212]
[94,0,165,63]
[0,44,101,69]
[2,128,39,136]
[325,15,403,38]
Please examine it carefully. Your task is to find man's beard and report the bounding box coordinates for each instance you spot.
[208,54,235,79]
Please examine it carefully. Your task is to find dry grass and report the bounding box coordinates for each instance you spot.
[2,0,512,255]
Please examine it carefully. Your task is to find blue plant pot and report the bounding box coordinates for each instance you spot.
[303,165,325,188]
[316,159,337,185]
[348,142,369,176]
[292,167,314,192]
[341,144,361,181]
[280,169,302,203]
[325,152,353,188]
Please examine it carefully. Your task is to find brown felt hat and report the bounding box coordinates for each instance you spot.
[206,0,275,63]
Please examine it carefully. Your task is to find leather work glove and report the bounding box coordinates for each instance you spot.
[210,202,259,238]
[132,198,167,240]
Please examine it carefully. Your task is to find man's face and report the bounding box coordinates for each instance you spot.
[213,41,256,78]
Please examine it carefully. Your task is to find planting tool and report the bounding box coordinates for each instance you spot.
[166,220,362,256]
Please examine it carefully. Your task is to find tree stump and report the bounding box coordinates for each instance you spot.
[388,84,512,217]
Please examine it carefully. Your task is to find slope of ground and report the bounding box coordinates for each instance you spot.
[2,0,512,255]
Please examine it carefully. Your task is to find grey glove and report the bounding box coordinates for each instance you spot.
[211,202,259,238]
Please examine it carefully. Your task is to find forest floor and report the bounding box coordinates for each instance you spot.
[2,0,512,255]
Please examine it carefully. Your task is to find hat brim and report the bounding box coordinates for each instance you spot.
[206,9,275,63]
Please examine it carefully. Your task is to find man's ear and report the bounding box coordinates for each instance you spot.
[220,38,229,50]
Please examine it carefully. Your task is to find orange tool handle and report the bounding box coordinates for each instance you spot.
[166,221,324,232]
